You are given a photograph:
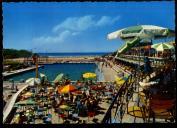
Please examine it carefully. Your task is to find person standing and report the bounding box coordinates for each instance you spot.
[11,80,14,90]
[144,57,152,77]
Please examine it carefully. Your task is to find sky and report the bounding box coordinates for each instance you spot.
[2,1,175,53]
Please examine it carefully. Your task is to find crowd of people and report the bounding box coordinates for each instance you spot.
[10,76,118,124]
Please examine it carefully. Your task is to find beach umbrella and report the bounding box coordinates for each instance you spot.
[59,105,70,110]
[117,37,141,54]
[23,92,33,97]
[25,78,41,86]
[151,42,175,52]
[57,86,64,94]
[83,72,97,79]
[15,99,36,106]
[53,73,64,83]
[40,73,48,81]
[107,25,175,56]
[107,25,175,41]
[59,105,71,110]
[40,73,46,78]
[59,84,77,93]
[115,76,125,86]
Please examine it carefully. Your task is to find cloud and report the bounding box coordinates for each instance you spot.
[33,15,121,44]
[53,15,121,32]
[33,30,71,43]
[96,16,120,26]
[53,15,95,32]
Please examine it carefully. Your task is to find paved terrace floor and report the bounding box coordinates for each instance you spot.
[10,86,115,124]
[3,82,29,123]
[3,66,43,78]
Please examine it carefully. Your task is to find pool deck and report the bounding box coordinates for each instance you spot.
[3,65,43,78]
[97,62,117,82]
[3,82,29,123]
[97,59,131,82]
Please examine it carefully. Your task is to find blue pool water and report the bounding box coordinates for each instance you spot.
[5,63,104,82]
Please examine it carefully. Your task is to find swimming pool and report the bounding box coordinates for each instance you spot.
[5,63,104,81]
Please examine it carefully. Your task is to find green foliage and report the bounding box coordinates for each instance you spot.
[3,61,26,70]
[4,61,20,65]
[3,49,32,59]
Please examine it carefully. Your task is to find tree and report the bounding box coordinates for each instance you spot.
[3,49,32,59]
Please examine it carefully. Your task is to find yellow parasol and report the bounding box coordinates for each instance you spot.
[59,104,71,111]
[23,92,33,97]
[83,72,96,79]
[115,76,125,86]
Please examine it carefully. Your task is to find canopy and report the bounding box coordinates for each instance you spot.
[83,72,97,79]
[25,78,41,86]
[107,25,175,41]
[151,42,175,52]
[117,37,141,54]
[53,73,64,83]
[58,84,77,93]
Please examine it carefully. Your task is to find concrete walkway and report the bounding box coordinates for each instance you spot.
[97,62,117,82]
[3,65,43,78]
[3,83,29,123]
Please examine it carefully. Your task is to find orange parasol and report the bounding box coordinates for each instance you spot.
[58,84,77,93]
[57,86,64,94]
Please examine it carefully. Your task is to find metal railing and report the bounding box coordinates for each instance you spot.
[102,74,135,123]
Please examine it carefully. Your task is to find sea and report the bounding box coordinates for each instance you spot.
[37,52,110,57]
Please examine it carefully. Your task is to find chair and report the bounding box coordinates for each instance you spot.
[72,113,79,120]
[87,111,95,121]
[127,92,149,123]
[58,113,66,123]
[149,98,176,122]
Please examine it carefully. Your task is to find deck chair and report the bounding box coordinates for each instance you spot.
[127,92,149,123]
[87,111,95,122]
[149,98,176,122]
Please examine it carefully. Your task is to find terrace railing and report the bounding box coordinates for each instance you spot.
[116,55,173,67]
[102,74,135,123]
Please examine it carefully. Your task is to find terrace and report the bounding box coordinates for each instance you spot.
[5,80,126,124]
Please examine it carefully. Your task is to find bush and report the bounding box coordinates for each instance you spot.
[3,49,32,59]
[4,61,24,70]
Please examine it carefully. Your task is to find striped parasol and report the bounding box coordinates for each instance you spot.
[151,42,175,51]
